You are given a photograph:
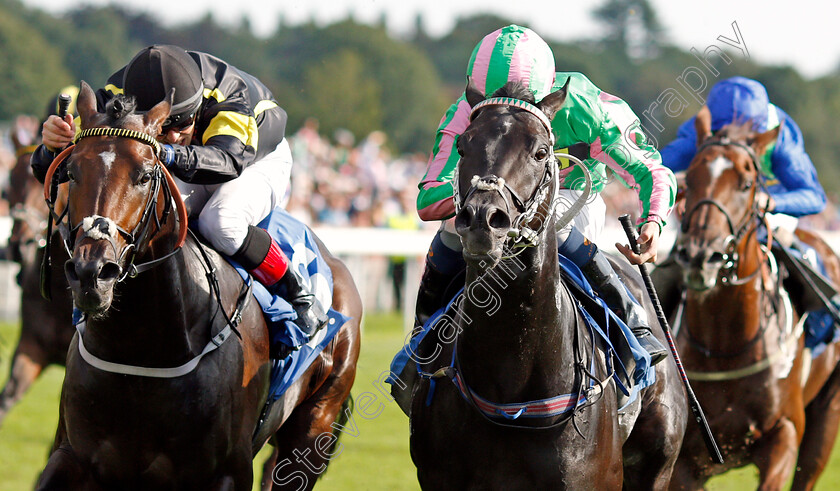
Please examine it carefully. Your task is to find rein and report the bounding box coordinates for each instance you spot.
[47,128,251,378]
[41,127,188,284]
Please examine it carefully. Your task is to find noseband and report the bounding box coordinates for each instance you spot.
[43,127,188,282]
[680,137,770,285]
[454,97,591,256]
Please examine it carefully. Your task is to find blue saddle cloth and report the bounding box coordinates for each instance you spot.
[388,254,655,408]
[224,208,349,401]
[783,242,840,357]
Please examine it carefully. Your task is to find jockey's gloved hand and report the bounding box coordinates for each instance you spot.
[159,144,176,167]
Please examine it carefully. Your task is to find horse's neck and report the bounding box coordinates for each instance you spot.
[457,240,579,399]
[81,237,216,366]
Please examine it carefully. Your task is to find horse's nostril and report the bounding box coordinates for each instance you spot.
[455,206,475,229]
[65,260,79,282]
[676,247,690,264]
[99,262,122,282]
[487,209,511,230]
[708,251,726,264]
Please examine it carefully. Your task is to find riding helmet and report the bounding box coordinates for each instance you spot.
[123,44,204,128]
[466,24,556,102]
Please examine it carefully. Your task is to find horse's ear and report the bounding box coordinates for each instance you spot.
[143,88,174,131]
[465,77,485,108]
[695,105,712,146]
[537,77,570,120]
[750,122,782,157]
[76,81,98,128]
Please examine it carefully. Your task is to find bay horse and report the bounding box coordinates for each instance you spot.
[35,82,361,490]
[408,80,687,489]
[0,115,73,426]
[667,108,840,490]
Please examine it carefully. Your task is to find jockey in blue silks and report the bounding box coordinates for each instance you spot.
[658,76,838,351]
[661,76,825,222]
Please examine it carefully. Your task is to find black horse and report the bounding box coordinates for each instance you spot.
[35,82,362,490]
[408,80,687,489]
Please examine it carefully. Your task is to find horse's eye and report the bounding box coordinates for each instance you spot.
[66,169,76,182]
[535,148,549,161]
[139,172,152,185]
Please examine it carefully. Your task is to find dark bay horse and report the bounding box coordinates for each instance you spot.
[0,115,73,426]
[35,82,361,490]
[667,109,840,490]
[408,80,687,489]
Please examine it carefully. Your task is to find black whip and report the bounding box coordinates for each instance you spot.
[619,214,724,464]
[40,93,72,301]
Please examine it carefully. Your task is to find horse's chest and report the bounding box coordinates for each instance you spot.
[411,380,620,488]
[63,356,244,473]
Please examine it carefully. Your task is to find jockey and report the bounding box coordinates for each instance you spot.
[660,76,826,228]
[658,76,831,321]
[416,25,676,365]
[31,44,328,345]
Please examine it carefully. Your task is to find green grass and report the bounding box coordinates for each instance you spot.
[2,313,840,490]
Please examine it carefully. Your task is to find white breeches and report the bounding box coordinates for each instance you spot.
[173,139,293,255]
[554,189,606,243]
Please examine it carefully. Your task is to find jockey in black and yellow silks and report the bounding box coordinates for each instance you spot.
[32,45,327,345]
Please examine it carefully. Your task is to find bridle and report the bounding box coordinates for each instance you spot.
[42,127,188,283]
[679,137,772,286]
[454,97,591,258]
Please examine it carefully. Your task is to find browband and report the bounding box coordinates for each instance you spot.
[470,97,555,146]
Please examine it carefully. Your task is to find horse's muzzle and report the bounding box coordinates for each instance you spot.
[65,241,122,313]
[675,242,726,291]
[455,203,511,266]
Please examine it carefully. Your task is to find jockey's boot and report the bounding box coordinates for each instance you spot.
[581,251,668,365]
[237,226,329,342]
[415,261,456,330]
[414,229,466,329]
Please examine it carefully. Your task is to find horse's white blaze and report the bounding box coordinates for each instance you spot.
[707,156,731,179]
[99,150,117,172]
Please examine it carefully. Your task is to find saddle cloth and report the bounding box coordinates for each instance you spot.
[388,254,655,410]
[224,207,349,402]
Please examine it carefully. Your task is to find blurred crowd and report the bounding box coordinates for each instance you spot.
[2,116,840,235]
[285,118,433,234]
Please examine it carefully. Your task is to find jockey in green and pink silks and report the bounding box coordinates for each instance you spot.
[418,25,676,229]
[413,24,677,369]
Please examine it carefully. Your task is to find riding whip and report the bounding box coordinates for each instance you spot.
[40,93,72,301]
[619,214,724,464]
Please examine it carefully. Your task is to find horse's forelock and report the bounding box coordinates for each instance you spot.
[491,82,536,104]
[104,94,141,127]
[714,120,755,143]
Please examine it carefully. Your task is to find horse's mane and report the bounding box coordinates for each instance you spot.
[491,82,537,104]
[103,94,139,127]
